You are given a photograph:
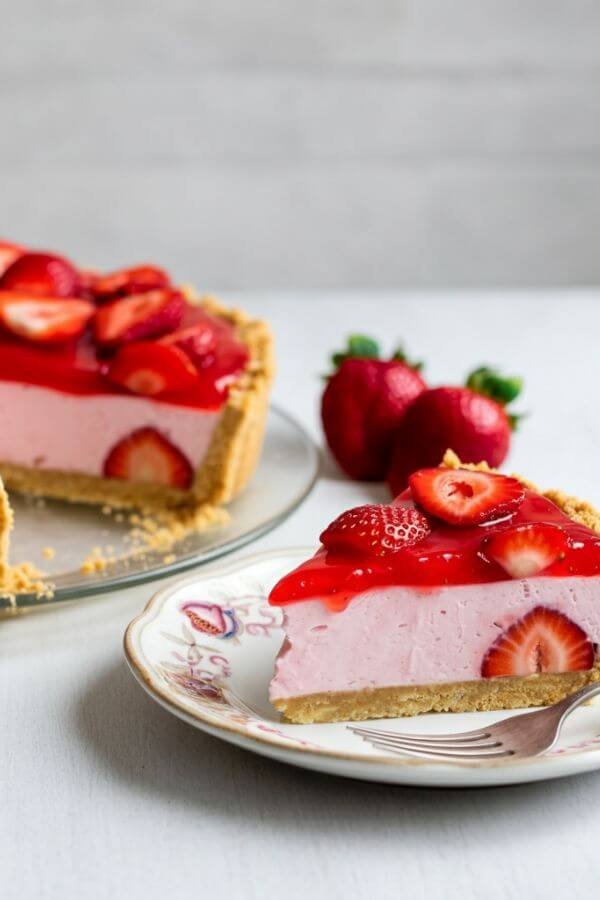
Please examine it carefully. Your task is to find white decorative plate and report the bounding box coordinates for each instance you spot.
[124,549,600,787]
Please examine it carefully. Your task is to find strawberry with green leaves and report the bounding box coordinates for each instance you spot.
[321,335,426,481]
[387,366,523,495]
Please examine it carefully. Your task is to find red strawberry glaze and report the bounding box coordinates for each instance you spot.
[0,305,248,411]
[269,489,600,612]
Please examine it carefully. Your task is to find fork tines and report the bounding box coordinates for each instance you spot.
[349,725,514,760]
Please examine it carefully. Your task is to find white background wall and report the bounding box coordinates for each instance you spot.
[3,0,600,288]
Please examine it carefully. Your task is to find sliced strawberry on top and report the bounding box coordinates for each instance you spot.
[482,523,569,578]
[103,427,193,489]
[93,289,184,347]
[0,240,25,276]
[91,264,170,301]
[160,321,218,367]
[0,292,94,343]
[78,268,100,299]
[481,606,594,678]
[0,252,81,297]
[320,504,431,558]
[107,341,198,397]
[408,467,524,526]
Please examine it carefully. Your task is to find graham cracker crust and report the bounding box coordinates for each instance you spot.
[274,664,600,724]
[0,474,12,583]
[273,450,600,724]
[0,293,275,514]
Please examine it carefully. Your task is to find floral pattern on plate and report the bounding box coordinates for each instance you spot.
[148,556,324,750]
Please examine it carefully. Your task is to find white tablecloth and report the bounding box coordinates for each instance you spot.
[3,292,599,900]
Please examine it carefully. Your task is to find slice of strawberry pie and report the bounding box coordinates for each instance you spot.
[269,455,600,723]
[0,243,273,512]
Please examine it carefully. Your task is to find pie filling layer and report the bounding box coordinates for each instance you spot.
[269,577,600,700]
[0,381,220,478]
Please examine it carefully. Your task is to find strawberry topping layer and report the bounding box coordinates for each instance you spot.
[0,241,248,418]
[269,469,600,611]
[0,242,249,411]
[0,304,247,410]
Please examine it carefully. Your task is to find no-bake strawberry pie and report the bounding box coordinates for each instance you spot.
[0,241,273,512]
[269,453,600,723]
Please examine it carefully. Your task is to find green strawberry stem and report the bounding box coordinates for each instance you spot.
[392,344,424,373]
[331,335,380,369]
[329,335,424,373]
[466,366,524,430]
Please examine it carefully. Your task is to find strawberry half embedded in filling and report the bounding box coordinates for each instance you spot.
[91,265,170,301]
[0,293,95,343]
[482,523,569,578]
[481,606,595,678]
[103,427,193,489]
[93,289,185,347]
[0,252,81,298]
[408,467,524,526]
[320,504,431,558]
[107,341,199,397]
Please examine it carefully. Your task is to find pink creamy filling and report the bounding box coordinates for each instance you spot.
[0,381,220,477]
[269,577,600,699]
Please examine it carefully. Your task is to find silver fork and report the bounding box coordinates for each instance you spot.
[348,682,600,761]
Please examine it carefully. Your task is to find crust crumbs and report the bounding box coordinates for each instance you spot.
[441,449,600,535]
[80,502,228,576]
[126,502,228,552]
[1,562,53,605]
[0,477,54,604]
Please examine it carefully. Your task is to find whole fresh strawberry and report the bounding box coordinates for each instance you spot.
[387,366,522,495]
[321,335,426,480]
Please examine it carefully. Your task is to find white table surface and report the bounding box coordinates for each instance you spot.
[2,292,600,900]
